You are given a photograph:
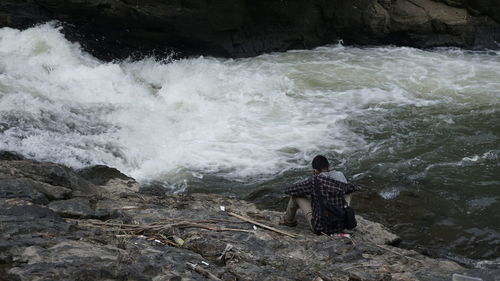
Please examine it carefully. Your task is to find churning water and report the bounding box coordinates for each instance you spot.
[1,23,499,264]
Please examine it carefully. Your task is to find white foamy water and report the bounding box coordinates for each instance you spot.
[1,23,499,183]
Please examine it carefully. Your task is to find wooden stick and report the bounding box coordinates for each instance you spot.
[227,212,298,238]
[73,220,144,228]
[115,234,179,247]
[154,218,247,224]
[187,263,222,281]
[77,223,163,232]
[342,264,387,271]
[173,222,252,233]
[374,244,423,264]
[121,206,140,210]
[76,220,251,234]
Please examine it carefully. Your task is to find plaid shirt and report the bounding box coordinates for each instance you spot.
[285,172,359,234]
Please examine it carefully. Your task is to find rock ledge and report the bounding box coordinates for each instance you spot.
[0,157,494,281]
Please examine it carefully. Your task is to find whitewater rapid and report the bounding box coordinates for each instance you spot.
[2,23,497,184]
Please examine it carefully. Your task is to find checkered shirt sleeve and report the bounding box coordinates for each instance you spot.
[284,176,314,197]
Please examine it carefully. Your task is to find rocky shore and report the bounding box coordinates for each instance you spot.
[1,0,499,60]
[0,152,496,281]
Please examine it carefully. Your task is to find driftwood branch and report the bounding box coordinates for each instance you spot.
[177,222,252,233]
[342,264,389,271]
[69,218,253,239]
[115,234,179,247]
[227,211,298,238]
[374,244,423,264]
[187,263,222,281]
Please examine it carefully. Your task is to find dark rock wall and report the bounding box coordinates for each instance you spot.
[0,0,499,60]
[30,0,343,59]
[0,1,47,28]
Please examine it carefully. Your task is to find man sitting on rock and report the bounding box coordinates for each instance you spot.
[280,155,359,235]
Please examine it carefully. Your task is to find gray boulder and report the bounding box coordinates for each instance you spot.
[0,151,25,161]
[77,165,139,195]
[389,0,474,47]
[77,165,134,186]
[0,160,99,197]
[0,178,49,205]
[0,178,71,203]
[467,0,500,22]
[48,198,98,219]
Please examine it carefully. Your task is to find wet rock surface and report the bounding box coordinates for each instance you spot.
[0,0,499,61]
[0,156,497,281]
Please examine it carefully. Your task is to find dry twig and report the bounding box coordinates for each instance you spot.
[187,262,222,281]
[374,244,423,264]
[67,218,253,239]
[227,211,298,238]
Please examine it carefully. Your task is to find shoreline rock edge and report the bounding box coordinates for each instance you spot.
[1,155,497,280]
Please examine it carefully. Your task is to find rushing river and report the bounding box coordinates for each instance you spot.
[1,23,499,266]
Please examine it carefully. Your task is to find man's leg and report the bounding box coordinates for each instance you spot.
[283,196,313,231]
[345,194,352,206]
[294,197,313,231]
[282,196,300,226]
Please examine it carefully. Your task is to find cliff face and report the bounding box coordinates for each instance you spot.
[0,0,499,60]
